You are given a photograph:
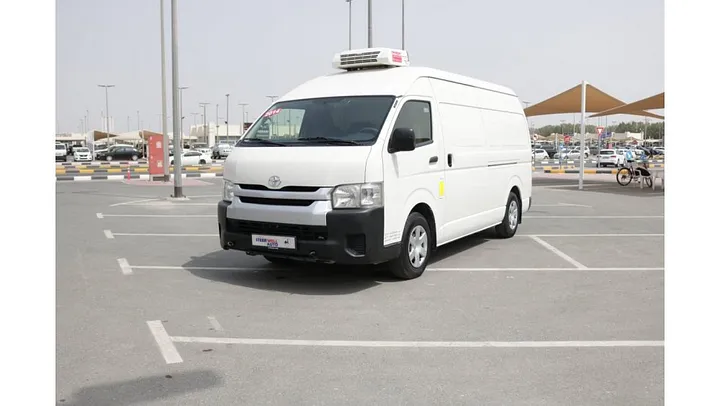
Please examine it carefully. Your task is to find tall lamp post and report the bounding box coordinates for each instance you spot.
[199,102,210,145]
[170,0,183,197]
[225,93,230,143]
[98,84,114,146]
[346,0,352,49]
[367,0,373,47]
[401,0,405,49]
[266,95,278,137]
[238,103,248,135]
[160,0,169,181]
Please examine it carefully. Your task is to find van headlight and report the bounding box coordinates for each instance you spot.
[222,180,235,202]
[332,182,383,209]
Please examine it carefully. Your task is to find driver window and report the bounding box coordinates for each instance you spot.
[393,100,432,146]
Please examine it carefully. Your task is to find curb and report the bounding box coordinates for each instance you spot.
[543,169,619,174]
[537,164,664,171]
[537,159,664,165]
[56,172,224,181]
[56,166,224,175]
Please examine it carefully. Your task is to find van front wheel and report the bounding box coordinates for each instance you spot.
[495,192,520,239]
[387,212,431,280]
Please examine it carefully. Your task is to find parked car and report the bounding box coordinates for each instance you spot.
[170,149,213,166]
[597,149,625,167]
[55,143,68,162]
[97,145,141,161]
[72,147,92,162]
[212,143,233,159]
[533,149,549,160]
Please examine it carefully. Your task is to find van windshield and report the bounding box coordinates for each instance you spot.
[238,96,395,147]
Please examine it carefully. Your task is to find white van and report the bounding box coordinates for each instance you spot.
[219,48,532,279]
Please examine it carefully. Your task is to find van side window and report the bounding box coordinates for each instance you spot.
[394,100,432,146]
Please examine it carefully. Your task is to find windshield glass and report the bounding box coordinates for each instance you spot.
[75,148,89,152]
[239,96,395,147]
[56,145,65,150]
[600,150,615,155]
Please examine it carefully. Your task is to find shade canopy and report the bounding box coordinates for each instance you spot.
[589,92,664,118]
[524,84,664,119]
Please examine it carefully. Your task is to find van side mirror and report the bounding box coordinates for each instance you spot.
[388,127,416,153]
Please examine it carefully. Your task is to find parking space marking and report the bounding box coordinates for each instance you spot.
[207,316,224,332]
[170,335,663,349]
[529,236,587,269]
[128,264,662,272]
[103,232,662,239]
[532,203,593,208]
[116,258,133,275]
[103,229,114,239]
[110,232,215,237]
[525,215,663,219]
[97,213,215,218]
[146,321,184,364]
[109,198,162,207]
[529,233,663,237]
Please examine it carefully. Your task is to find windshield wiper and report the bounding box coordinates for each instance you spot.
[298,137,361,146]
[241,138,286,146]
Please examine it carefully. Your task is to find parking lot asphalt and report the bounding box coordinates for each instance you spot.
[56,176,664,405]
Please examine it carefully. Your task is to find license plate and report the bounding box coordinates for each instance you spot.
[251,234,296,250]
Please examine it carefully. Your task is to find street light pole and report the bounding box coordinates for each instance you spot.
[401,0,405,49]
[160,0,169,181]
[226,93,230,143]
[170,0,183,197]
[199,102,210,145]
[98,84,114,146]
[367,0,373,47]
[238,103,248,135]
[266,96,278,137]
[137,110,141,130]
[216,103,220,142]
[179,86,188,140]
[346,0,352,49]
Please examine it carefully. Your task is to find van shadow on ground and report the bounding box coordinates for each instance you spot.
[58,369,222,406]
[183,230,496,296]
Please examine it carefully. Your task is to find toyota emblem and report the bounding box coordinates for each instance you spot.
[268,176,282,188]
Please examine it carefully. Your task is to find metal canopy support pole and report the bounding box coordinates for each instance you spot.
[579,80,587,190]
[160,0,170,181]
[170,0,183,197]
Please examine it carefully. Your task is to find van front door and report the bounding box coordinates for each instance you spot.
[382,97,446,248]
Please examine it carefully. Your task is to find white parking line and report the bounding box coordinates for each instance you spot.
[170,335,664,349]
[104,232,662,238]
[109,198,161,207]
[117,258,133,275]
[103,230,114,239]
[110,232,215,237]
[525,215,663,219]
[97,214,215,218]
[532,203,593,208]
[146,321,183,364]
[528,236,587,269]
[207,316,224,332]
[128,264,662,272]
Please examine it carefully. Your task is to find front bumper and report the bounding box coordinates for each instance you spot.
[217,201,400,265]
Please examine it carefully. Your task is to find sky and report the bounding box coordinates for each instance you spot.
[56,0,664,135]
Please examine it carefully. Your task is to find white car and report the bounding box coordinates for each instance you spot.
[72,147,92,162]
[597,149,624,167]
[533,149,549,160]
[170,149,212,166]
[55,144,68,162]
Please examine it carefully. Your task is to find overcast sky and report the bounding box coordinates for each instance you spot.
[56,0,664,134]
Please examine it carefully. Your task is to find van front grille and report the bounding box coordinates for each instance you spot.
[226,219,328,241]
[239,196,314,207]
[238,184,320,192]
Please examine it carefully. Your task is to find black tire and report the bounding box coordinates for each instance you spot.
[199,159,206,165]
[263,255,296,266]
[106,156,113,162]
[616,167,632,186]
[387,212,432,280]
[495,192,520,239]
[131,155,138,161]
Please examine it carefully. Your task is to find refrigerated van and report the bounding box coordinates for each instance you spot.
[218,48,532,279]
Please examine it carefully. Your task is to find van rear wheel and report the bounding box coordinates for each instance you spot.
[495,192,520,239]
[387,212,431,280]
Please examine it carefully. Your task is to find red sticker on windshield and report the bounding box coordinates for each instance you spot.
[263,108,282,118]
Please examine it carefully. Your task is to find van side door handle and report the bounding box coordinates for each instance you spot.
[429,156,438,164]
[447,153,453,167]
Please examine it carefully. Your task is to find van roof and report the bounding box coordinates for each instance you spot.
[280,66,516,102]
